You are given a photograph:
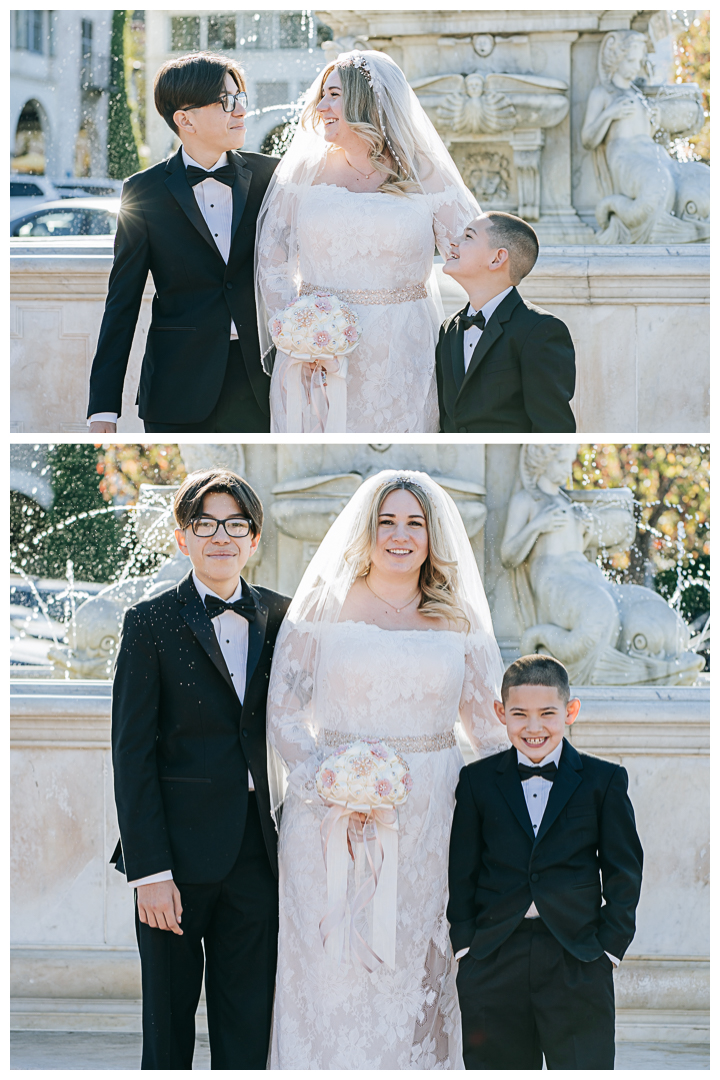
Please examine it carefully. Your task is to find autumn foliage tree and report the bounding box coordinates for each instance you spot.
[573,444,709,623]
[671,10,710,162]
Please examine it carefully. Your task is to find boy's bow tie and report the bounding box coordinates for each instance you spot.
[518,761,558,782]
[186,163,235,187]
[458,309,486,332]
[204,594,256,622]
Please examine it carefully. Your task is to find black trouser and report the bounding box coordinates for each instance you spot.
[135,794,278,1070]
[143,340,270,433]
[456,918,615,1070]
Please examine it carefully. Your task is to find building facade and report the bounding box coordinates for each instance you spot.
[144,10,329,162]
[11,9,113,179]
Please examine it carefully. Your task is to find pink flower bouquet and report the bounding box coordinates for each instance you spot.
[270,293,362,361]
[316,740,412,811]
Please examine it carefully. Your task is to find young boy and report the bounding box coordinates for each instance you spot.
[111,469,289,1068]
[436,211,577,433]
[448,654,643,1070]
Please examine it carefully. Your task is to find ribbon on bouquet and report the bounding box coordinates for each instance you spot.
[284,353,349,433]
[319,804,399,971]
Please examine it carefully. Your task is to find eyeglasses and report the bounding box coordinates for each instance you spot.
[183,91,248,114]
[190,516,252,538]
[218,90,248,112]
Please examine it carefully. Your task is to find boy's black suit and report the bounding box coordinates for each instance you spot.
[111,571,290,1069]
[436,287,576,433]
[448,739,643,1069]
[87,147,278,429]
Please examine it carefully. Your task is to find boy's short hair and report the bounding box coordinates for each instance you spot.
[483,211,539,285]
[154,53,245,134]
[173,469,263,536]
[501,654,570,704]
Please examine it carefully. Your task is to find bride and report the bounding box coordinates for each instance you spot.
[255,51,480,434]
[266,470,509,1068]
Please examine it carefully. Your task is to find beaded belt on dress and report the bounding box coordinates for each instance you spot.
[320,728,456,754]
[299,281,428,305]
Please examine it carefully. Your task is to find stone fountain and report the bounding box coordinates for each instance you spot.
[35,442,704,687]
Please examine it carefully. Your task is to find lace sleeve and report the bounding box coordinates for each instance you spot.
[267,618,325,803]
[425,173,481,260]
[459,631,511,758]
[255,182,302,360]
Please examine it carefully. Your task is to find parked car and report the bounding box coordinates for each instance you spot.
[10,175,124,217]
[52,177,124,198]
[10,197,120,237]
[10,175,59,217]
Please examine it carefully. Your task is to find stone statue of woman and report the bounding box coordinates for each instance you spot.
[581,30,709,244]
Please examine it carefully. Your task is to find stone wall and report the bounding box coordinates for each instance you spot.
[10,679,709,1040]
[10,238,709,433]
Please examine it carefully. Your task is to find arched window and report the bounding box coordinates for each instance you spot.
[12,100,46,174]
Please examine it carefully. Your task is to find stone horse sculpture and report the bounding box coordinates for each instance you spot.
[501,444,704,686]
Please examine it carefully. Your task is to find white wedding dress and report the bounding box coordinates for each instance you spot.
[264,182,475,434]
[267,620,509,1070]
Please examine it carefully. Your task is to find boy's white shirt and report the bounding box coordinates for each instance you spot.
[456,740,620,967]
[462,285,514,371]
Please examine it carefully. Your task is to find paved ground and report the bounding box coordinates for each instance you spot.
[10,1032,710,1070]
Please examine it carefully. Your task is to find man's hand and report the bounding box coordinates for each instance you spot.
[89,421,117,433]
[137,879,183,935]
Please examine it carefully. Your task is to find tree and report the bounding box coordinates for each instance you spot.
[260,119,298,158]
[10,445,187,586]
[572,444,709,619]
[107,10,141,179]
[11,445,125,584]
[97,443,187,503]
[670,10,710,163]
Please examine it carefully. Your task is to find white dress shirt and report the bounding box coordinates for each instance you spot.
[462,285,514,372]
[127,572,253,888]
[89,148,237,427]
[456,740,620,966]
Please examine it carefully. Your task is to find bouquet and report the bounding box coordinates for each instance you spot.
[270,292,361,361]
[316,741,412,970]
[316,740,412,810]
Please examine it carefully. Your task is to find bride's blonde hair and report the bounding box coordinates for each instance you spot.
[344,478,470,628]
[303,60,423,195]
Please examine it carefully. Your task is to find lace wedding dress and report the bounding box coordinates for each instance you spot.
[261,181,476,434]
[267,620,510,1069]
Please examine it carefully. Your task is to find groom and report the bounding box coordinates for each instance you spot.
[87,53,278,433]
[111,469,290,1068]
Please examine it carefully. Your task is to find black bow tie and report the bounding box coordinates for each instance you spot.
[458,309,486,332]
[204,593,256,622]
[518,761,558,783]
[186,162,235,188]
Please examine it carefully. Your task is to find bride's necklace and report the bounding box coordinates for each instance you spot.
[365,575,420,613]
[344,151,374,180]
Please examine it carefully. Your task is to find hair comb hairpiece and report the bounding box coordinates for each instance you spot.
[348,53,374,88]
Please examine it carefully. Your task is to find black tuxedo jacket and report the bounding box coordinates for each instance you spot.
[448,739,643,963]
[111,571,290,884]
[87,147,279,425]
[436,287,576,433]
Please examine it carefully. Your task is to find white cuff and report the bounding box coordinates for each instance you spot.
[128,869,173,889]
[455,947,470,960]
[605,951,620,968]
[88,412,118,426]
